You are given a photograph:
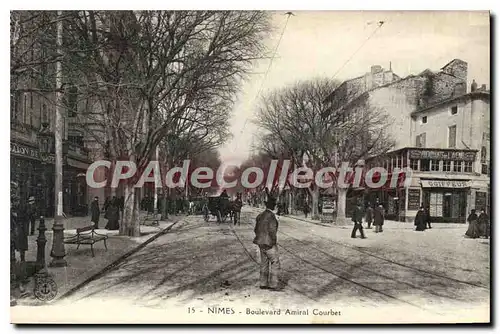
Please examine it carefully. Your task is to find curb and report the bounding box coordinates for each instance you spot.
[56,218,182,301]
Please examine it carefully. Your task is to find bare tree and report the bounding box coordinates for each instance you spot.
[61,10,270,236]
[255,77,395,222]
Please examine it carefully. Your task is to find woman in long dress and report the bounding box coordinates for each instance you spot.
[465,209,480,238]
[105,199,120,230]
[414,207,427,231]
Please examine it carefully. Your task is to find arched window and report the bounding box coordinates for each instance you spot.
[481,146,487,163]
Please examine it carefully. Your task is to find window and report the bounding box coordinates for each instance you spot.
[67,86,78,118]
[420,159,430,172]
[482,164,489,175]
[451,106,458,115]
[23,94,28,124]
[416,133,426,148]
[410,159,419,171]
[422,116,427,124]
[448,125,456,148]
[42,104,48,125]
[11,92,21,121]
[453,161,463,172]
[464,161,473,173]
[481,146,487,163]
[443,160,451,172]
[430,159,440,171]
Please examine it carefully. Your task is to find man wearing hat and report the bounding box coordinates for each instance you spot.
[253,187,281,291]
[27,196,37,235]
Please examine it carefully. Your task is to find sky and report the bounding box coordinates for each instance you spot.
[218,10,490,164]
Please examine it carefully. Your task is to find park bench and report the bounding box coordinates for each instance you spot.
[141,211,161,226]
[63,225,108,257]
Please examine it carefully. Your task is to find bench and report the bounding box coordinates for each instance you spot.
[63,225,108,257]
[141,212,160,226]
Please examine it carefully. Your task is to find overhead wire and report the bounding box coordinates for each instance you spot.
[232,12,293,154]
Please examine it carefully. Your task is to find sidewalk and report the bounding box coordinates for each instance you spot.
[246,206,467,230]
[13,211,183,306]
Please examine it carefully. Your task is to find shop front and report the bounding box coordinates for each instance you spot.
[421,179,470,223]
[11,141,90,217]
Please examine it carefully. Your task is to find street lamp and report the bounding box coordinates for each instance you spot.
[39,122,67,267]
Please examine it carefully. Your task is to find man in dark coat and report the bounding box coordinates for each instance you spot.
[365,203,374,229]
[90,196,100,229]
[27,196,37,235]
[425,205,432,229]
[351,202,366,239]
[414,206,427,231]
[253,190,281,291]
[373,204,385,233]
[233,193,243,226]
[478,208,490,238]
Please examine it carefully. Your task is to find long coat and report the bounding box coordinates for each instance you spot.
[373,207,385,226]
[351,206,363,223]
[12,207,28,252]
[90,200,100,224]
[253,209,278,248]
[414,210,427,231]
[465,212,480,238]
[365,207,374,224]
[478,213,490,237]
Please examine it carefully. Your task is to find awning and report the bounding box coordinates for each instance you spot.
[67,158,89,170]
[421,180,471,189]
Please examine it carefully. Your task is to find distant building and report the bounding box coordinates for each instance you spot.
[325,59,491,223]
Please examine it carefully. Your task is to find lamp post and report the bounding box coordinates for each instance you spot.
[37,123,51,274]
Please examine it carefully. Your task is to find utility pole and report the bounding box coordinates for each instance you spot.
[50,10,67,267]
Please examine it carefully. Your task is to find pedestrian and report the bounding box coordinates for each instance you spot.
[12,199,29,262]
[27,196,37,235]
[103,197,110,216]
[425,205,432,229]
[414,206,427,231]
[365,203,374,229]
[351,202,366,239]
[478,208,490,239]
[465,209,480,239]
[303,202,310,218]
[253,189,281,291]
[90,196,100,229]
[373,204,385,233]
[105,198,120,230]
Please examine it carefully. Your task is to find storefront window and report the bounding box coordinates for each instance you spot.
[453,160,463,172]
[430,159,440,171]
[429,192,443,216]
[410,159,419,171]
[443,160,451,172]
[420,159,430,171]
[464,161,473,173]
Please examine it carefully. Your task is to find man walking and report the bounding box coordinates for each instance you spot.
[351,202,366,239]
[253,189,281,291]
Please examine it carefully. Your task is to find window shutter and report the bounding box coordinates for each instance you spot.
[420,133,426,148]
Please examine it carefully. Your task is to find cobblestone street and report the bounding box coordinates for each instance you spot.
[11,207,490,324]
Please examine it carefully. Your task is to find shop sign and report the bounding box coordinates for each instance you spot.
[409,149,476,161]
[408,189,421,211]
[11,142,39,159]
[421,180,471,188]
[11,142,57,164]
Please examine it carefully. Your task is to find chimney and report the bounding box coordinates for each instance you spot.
[471,79,477,92]
[371,65,383,74]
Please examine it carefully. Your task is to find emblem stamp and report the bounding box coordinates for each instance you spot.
[34,276,58,302]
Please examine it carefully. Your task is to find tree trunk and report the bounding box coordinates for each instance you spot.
[311,187,320,220]
[120,183,141,237]
[336,187,348,225]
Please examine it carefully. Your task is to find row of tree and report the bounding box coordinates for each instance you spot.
[11,10,272,236]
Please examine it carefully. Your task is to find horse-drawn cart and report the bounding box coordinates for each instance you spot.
[203,196,231,223]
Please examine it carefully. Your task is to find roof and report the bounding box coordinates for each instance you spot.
[411,90,490,116]
[440,58,466,70]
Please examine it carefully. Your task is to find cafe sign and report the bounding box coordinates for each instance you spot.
[409,149,476,161]
[421,180,471,188]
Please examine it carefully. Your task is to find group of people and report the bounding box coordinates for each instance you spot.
[465,208,490,239]
[90,196,123,230]
[350,202,387,239]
